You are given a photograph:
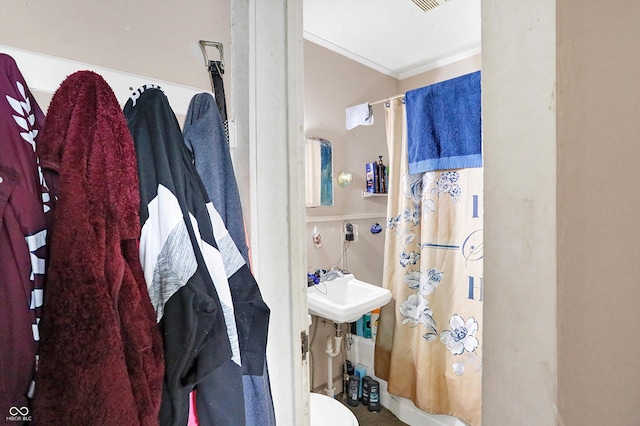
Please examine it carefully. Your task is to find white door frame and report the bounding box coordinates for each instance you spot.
[230,0,560,424]
[231,0,309,425]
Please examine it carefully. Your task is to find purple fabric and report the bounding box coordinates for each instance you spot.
[0,53,49,424]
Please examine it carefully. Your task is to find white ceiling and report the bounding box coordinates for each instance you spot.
[303,0,481,80]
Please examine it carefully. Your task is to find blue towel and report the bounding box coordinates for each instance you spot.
[406,71,482,174]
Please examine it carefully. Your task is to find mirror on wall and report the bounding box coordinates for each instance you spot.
[305,136,333,207]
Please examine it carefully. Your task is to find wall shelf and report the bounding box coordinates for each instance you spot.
[362,191,388,198]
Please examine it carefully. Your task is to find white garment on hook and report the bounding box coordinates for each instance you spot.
[345,102,374,130]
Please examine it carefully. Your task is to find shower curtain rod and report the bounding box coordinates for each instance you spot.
[369,94,405,106]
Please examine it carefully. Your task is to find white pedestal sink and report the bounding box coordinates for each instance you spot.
[307,273,391,398]
[307,273,392,324]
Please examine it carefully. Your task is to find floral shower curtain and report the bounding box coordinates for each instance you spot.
[374,98,483,426]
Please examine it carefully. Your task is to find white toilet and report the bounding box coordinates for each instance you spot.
[309,392,359,426]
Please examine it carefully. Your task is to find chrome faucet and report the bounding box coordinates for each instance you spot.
[320,269,344,282]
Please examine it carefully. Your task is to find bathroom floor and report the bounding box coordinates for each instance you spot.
[336,393,408,425]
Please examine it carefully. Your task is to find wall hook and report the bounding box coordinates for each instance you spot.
[198,40,224,70]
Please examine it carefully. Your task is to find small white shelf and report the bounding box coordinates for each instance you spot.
[362,191,388,198]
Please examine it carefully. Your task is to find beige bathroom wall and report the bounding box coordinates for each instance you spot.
[304,39,394,392]
[482,0,558,424]
[304,39,394,221]
[557,1,640,424]
[0,0,230,98]
[304,36,394,304]
[483,0,640,424]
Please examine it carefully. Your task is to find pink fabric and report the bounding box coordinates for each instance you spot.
[187,391,199,425]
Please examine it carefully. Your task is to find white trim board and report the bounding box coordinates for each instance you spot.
[302,31,481,81]
[303,30,399,79]
[306,212,386,223]
[0,44,210,116]
[397,46,482,80]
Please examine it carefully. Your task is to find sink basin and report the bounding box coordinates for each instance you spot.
[307,273,392,323]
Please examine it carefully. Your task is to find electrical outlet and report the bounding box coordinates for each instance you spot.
[344,223,353,241]
[344,223,358,242]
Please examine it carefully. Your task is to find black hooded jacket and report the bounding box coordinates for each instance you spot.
[124,86,238,425]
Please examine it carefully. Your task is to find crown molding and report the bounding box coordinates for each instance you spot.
[303,32,481,81]
[303,31,399,79]
[398,45,482,80]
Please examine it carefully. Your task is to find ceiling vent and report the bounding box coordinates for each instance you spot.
[411,0,450,12]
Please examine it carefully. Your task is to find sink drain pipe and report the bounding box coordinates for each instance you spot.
[325,323,343,398]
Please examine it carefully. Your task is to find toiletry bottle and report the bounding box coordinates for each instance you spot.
[361,376,372,405]
[356,316,364,336]
[368,380,380,412]
[384,165,389,193]
[347,375,360,407]
[371,308,381,342]
[363,312,372,339]
[343,361,352,399]
[354,364,366,399]
[366,162,376,193]
[376,156,386,193]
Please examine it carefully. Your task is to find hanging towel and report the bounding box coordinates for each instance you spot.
[405,71,482,174]
[32,71,164,426]
[346,102,374,130]
[124,85,246,426]
[0,53,49,419]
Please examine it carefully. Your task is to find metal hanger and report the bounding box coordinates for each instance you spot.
[198,40,224,74]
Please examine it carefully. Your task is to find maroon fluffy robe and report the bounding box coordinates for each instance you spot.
[32,71,164,425]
